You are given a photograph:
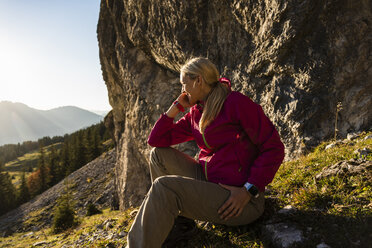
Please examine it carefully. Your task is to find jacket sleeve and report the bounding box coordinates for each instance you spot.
[233,93,285,191]
[147,112,194,147]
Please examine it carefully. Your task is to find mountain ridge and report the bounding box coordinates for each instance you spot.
[0,101,105,145]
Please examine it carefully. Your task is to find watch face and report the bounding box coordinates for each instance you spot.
[249,185,259,197]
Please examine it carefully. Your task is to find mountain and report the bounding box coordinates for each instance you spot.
[0,101,104,145]
[89,110,110,116]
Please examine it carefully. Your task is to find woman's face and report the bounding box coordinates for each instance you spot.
[180,72,202,105]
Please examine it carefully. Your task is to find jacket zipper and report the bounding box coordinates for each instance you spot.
[201,132,211,180]
[202,132,212,149]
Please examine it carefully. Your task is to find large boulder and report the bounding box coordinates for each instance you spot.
[97,0,371,209]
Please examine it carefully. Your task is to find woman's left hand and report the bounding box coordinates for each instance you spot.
[218,183,251,221]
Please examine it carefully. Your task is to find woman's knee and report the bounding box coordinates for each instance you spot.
[149,147,171,165]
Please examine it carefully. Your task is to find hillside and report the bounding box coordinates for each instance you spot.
[0,149,116,237]
[0,101,104,145]
[0,133,370,247]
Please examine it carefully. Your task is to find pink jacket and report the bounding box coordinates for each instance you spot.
[148,91,285,191]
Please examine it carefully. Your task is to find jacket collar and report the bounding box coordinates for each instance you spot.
[196,100,205,111]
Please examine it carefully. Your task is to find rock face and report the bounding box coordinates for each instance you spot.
[97,0,371,208]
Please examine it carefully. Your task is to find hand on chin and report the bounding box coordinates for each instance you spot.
[178,93,196,108]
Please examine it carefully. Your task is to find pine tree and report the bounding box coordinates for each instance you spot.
[0,172,17,215]
[75,132,87,169]
[51,181,78,233]
[0,158,4,172]
[17,172,30,205]
[92,128,102,159]
[85,128,94,162]
[61,141,70,177]
[37,146,49,194]
[48,145,59,187]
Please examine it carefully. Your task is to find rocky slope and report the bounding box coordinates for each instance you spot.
[97,0,371,208]
[0,149,116,237]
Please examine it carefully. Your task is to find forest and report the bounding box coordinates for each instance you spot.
[0,121,114,216]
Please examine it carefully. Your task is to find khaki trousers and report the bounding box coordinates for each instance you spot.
[127,147,265,248]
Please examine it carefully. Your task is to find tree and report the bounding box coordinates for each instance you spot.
[37,146,49,194]
[0,172,17,215]
[48,145,59,187]
[61,141,70,177]
[27,170,41,197]
[17,172,30,205]
[51,181,78,233]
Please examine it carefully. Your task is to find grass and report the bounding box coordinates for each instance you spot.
[0,133,370,247]
[3,143,63,188]
[0,208,135,248]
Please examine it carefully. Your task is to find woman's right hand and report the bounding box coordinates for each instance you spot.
[166,92,192,118]
[176,92,193,108]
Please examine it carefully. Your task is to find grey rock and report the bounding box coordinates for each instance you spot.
[118,230,127,238]
[263,222,304,248]
[315,159,371,180]
[325,143,336,150]
[353,148,371,158]
[97,0,372,209]
[21,232,34,238]
[277,205,296,214]
[347,133,360,140]
[316,242,331,248]
[32,241,48,246]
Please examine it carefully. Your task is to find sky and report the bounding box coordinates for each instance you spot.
[0,0,111,111]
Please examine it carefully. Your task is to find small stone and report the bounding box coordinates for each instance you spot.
[347,132,359,140]
[278,205,296,214]
[325,143,336,150]
[105,222,113,230]
[32,241,48,246]
[263,222,304,248]
[118,230,127,238]
[354,148,371,158]
[130,210,138,217]
[316,242,331,248]
[307,227,312,232]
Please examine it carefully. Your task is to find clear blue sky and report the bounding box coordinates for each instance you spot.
[0,0,111,111]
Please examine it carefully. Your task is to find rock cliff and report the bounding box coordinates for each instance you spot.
[97,0,371,208]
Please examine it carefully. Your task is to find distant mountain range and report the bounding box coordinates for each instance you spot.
[0,101,108,145]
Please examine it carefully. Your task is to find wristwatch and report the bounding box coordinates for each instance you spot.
[244,182,260,198]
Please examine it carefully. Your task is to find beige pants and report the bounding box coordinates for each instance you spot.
[127,147,265,248]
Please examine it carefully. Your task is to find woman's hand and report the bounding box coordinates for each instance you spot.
[218,183,251,221]
[166,92,194,118]
[176,92,193,108]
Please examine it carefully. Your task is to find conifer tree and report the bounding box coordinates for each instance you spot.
[92,128,102,159]
[52,180,78,233]
[61,141,70,177]
[37,146,49,194]
[85,128,94,162]
[0,172,17,215]
[17,172,30,205]
[75,132,87,169]
[48,145,59,187]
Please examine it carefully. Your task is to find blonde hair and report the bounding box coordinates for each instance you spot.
[181,57,230,133]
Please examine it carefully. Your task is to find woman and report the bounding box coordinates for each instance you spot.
[127,57,285,247]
